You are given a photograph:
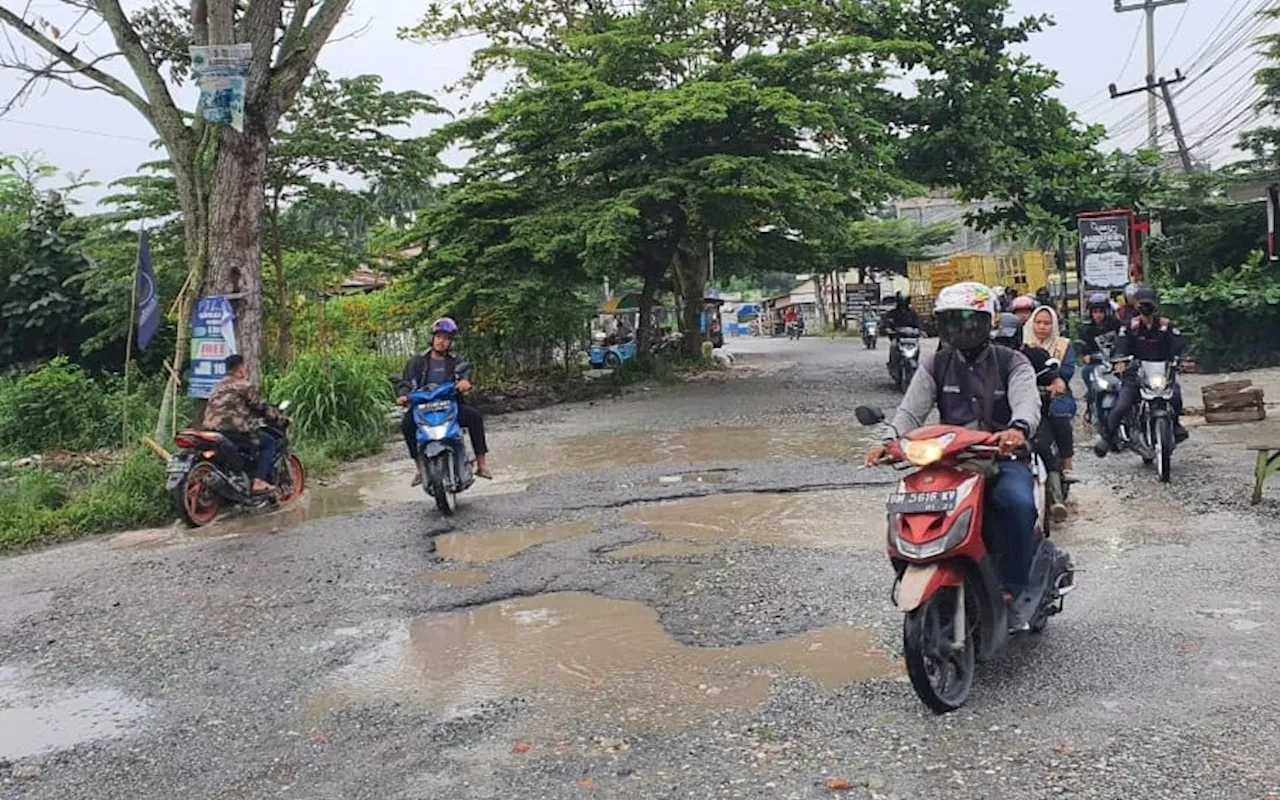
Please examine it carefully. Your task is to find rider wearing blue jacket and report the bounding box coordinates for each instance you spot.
[396,317,492,484]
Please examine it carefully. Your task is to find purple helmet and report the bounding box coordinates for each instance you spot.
[431,317,458,336]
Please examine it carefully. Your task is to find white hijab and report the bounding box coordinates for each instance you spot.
[1023,305,1068,361]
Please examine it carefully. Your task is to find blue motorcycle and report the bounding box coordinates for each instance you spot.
[407,382,475,515]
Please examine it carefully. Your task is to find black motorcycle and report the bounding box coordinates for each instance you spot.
[166,401,305,527]
[888,327,921,391]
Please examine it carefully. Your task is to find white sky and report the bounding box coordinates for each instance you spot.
[0,0,1273,206]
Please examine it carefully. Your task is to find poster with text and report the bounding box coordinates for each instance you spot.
[188,296,238,398]
[1077,215,1132,291]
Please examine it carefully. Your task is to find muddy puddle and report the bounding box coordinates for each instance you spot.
[0,666,148,761]
[626,490,885,550]
[413,568,491,587]
[1054,484,1196,552]
[111,461,529,549]
[611,540,725,560]
[311,592,898,731]
[494,425,864,480]
[434,522,595,563]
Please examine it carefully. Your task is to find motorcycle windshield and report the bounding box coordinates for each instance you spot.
[1138,361,1172,393]
[896,327,920,338]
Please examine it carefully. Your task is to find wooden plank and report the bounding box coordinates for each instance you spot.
[1203,379,1254,395]
[1205,392,1265,413]
[1206,408,1267,424]
[1247,443,1280,451]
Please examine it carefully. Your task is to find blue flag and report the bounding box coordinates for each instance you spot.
[135,231,159,351]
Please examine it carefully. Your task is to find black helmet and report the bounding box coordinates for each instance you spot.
[1133,285,1158,315]
[1087,292,1110,311]
[895,292,909,308]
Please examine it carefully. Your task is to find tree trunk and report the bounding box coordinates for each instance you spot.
[674,242,709,357]
[636,263,663,356]
[206,124,270,384]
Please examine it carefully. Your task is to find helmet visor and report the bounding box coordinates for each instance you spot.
[938,310,992,351]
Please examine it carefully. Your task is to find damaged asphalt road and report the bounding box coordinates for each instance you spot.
[2,337,1280,799]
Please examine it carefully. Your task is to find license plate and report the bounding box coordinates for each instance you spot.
[888,490,957,514]
[166,456,191,474]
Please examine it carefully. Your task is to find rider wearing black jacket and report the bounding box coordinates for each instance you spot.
[882,294,921,370]
[1094,286,1188,456]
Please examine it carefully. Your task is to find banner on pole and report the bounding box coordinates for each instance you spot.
[135,231,159,351]
[188,296,237,398]
[1076,213,1133,292]
[190,44,252,132]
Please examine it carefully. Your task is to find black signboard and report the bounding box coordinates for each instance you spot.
[1077,215,1132,292]
[843,283,881,319]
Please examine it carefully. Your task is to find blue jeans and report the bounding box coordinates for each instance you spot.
[985,461,1037,593]
[256,430,281,481]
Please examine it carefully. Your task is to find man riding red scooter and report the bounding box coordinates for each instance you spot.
[859,281,1075,713]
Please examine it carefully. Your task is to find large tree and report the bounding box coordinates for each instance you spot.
[0,0,353,391]
[410,0,917,353]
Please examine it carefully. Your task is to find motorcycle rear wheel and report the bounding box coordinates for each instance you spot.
[903,586,975,713]
[174,462,222,527]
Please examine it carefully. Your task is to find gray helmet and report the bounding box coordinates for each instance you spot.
[991,312,1022,346]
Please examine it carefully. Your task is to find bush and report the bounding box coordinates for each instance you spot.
[0,449,168,550]
[1161,251,1280,372]
[264,353,392,444]
[0,357,105,455]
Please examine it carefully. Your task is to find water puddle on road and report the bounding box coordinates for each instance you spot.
[413,568,491,588]
[311,592,898,731]
[0,667,148,761]
[611,540,725,560]
[434,522,595,563]
[110,461,529,549]
[495,425,862,480]
[626,490,885,549]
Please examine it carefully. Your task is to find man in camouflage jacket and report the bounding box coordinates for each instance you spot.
[203,354,287,493]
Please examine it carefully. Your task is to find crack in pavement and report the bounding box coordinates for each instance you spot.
[555,478,901,512]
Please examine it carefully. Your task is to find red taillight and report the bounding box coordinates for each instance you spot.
[174,435,198,449]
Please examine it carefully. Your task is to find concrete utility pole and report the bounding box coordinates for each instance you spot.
[1110,69,1192,171]
[1114,0,1188,150]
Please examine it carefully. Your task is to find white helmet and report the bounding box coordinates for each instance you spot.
[935,282,997,350]
[934,281,997,316]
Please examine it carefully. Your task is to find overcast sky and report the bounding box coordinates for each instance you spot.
[0,0,1272,206]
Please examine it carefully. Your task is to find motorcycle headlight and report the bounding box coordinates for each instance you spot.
[1146,374,1168,390]
[422,424,451,440]
[891,509,974,559]
[903,434,955,466]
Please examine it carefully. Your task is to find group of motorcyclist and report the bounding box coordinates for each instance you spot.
[202,316,495,495]
[865,279,1188,621]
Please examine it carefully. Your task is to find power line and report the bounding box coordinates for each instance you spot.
[0,117,153,143]
[1156,1,1192,68]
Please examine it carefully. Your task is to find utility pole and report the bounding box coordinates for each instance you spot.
[1114,0,1188,150]
[1110,69,1192,171]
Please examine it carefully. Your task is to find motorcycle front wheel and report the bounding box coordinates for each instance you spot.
[1156,416,1174,482]
[423,455,457,515]
[903,585,975,713]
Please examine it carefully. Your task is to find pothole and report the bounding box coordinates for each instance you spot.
[434,522,595,563]
[309,592,898,732]
[0,667,148,761]
[626,490,886,549]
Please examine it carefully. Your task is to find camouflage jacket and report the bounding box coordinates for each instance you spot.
[203,376,283,441]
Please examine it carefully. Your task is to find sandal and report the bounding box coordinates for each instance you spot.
[475,468,493,480]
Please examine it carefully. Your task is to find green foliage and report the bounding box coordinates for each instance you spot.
[265,353,392,444]
[0,358,104,455]
[1161,251,1280,372]
[0,450,168,551]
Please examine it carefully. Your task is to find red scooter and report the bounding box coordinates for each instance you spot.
[856,406,1075,713]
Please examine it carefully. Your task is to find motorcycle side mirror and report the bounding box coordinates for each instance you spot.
[855,406,885,426]
[278,399,292,412]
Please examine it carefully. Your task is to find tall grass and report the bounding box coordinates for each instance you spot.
[265,353,393,467]
[0,450,169,550]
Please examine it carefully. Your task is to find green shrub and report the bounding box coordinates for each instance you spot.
[0,449,168,550]
[264,353,391,443]
[1161,250,1280,372]
[0,357,104,455]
